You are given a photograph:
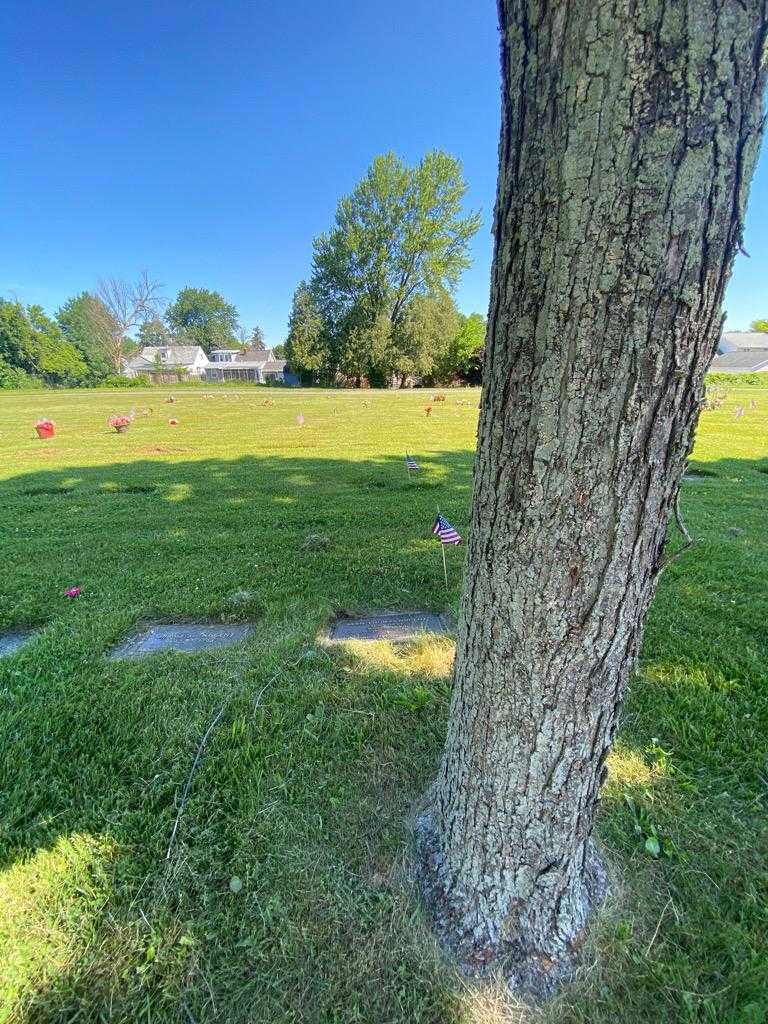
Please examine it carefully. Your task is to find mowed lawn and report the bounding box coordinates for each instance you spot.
[0,385,766,1024]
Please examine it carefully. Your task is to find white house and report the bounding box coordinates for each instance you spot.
[204,348,293,384]
[711,331,768,373]
[123,345,209,379]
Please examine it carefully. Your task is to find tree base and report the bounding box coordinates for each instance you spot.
[415,807,608,1002]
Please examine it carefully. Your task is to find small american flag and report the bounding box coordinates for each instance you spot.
[433,513,461,545]
[405,453,420,472]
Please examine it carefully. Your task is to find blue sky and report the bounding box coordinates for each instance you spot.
[1,1,765,346]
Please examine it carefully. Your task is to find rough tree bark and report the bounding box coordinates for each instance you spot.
[417,0,767,999]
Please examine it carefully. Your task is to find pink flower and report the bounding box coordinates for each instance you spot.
[65,586,82,598]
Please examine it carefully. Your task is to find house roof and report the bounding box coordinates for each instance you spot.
[719,331,768,352]
[234,348,274,363]
[710,349,768,372]
[125,354,155,369]
[138,345,206,365]
[260,359,286,373]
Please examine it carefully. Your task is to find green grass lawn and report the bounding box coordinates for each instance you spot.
[1,385,766,1024]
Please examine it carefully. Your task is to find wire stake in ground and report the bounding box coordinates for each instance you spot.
[659,490,695,574]
[164,666,295,863]
[166,705,226,860]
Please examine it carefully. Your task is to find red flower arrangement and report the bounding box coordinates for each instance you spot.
[35,419,55,439]
[108,414,132,433]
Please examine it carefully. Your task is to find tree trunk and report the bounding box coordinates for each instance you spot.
[418,0,767,999]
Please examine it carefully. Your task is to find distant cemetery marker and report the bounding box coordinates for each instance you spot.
[109,623,255,659]
[328,611,449,642]
[0,630,37,657]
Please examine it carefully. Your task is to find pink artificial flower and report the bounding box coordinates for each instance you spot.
[65,586,82,598]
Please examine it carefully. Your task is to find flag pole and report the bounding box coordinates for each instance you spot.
[436,505,448,590]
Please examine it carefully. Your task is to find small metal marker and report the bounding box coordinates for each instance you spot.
[328,612,449,643]
[108,623,255,659]
[0,630,37,658]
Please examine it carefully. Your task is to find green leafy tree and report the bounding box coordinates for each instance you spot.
[57,293,115,379]
[435,311,486,383]
[0,300,39,373]
[339,311,396,387]
[284,282,327,380]
[27,305,88,385]
[165,287,239,353]
[396,290,460,385]
[138,318,171,346]
[0,300,88,385]
[750,319,768,332]
[310,150,480,383]
[248,325,266,351]
[0,357,32,389]
[272,343,286,359]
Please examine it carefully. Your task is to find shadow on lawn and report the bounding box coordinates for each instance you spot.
[1,450,767,1022]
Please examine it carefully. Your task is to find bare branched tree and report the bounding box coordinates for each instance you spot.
[94,271,164,370]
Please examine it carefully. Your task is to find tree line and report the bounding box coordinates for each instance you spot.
[285,151,487,386]
[2,149,486,389]
[0,280,271,389]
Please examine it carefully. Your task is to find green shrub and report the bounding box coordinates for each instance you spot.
[705,372,768,387]
[100,375,151,388]
[0,359,36,389]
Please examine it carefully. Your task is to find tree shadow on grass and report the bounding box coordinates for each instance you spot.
[0,451,767,1022]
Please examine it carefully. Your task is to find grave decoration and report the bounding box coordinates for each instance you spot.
[405,453,421,479]
[108,414,132,434]
[432,512,462,588]
[35,419,55,439]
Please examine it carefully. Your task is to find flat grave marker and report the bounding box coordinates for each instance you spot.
[328,611,449,643]
[109,623,255,659]
[0,630,38,658]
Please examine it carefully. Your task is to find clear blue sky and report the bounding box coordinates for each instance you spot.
[1,1,766,346]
